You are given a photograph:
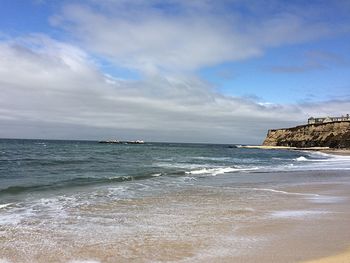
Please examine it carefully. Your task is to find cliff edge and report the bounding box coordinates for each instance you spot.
[262,121,350,148]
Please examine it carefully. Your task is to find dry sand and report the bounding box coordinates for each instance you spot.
[302,248,350,263]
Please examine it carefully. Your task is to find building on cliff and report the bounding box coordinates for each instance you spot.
[308,114,350,125]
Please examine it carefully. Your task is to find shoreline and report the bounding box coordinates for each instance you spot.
[2,141,350,262]
[2,170,350,262]
[240,145,350,156]
[317,148,350,156]
[244,146,350,262]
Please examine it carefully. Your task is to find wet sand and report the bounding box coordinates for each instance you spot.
[1,171,350,262]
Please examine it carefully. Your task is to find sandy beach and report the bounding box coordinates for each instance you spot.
[303,248,350,263]
[2,170,350,263]
[237,145,350,262]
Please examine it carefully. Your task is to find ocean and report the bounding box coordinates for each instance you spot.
[1,139,350,262]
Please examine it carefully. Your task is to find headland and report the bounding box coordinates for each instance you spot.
[253,115,350,155]
[262,121,350,148]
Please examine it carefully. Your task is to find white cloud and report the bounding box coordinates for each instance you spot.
[50,1,335,74]
[0,36,309,143]
[1,2,349,143]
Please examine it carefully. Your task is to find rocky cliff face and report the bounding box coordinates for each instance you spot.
[262,121,350,148]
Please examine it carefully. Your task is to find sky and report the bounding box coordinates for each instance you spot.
[0,0,350,144]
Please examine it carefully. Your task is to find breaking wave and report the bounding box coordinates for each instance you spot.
[0,175,154,196]
[185,166,258,176]
[295,156,308,161]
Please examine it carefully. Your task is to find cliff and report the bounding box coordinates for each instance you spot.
[262,121,350,148]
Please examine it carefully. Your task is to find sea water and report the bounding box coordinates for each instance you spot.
[1,139,350,262]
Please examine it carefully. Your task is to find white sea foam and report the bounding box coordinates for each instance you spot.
[0,203,12,209]
[106,185,135,199]
[191,156,232,161]
[35,142,47,147]
[304,151,350,162]
[185,166,258,176]
[0,195,78,227]
[305,151,333,158]
[157,151,350,173]
[185,167,236,175]
[269,152,350,171]
[272,157,284,160]
[155,162,206,169]
[0,205,35,226]
[295,156,308,161]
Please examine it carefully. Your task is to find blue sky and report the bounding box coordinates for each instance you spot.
[0,0,350,143]
[2,0,348,103]
[0,1,57,35]
[204,39,350,103]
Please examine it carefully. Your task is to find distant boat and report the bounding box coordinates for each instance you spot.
[98,140,144,144]
[126,140,144,144]
[98,139,120,144]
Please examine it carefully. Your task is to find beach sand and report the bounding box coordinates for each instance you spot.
[302,248,350,263]
[1,171,350,262]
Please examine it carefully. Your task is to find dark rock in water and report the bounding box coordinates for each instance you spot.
[263,121,350,148]
[228,145,237,148]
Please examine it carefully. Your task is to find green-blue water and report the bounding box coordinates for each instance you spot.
[1,139,349,202]
[1,139,350,262]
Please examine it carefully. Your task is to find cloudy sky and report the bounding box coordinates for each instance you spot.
[1,0,350,143]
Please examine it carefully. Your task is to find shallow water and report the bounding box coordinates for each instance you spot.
[1,139,350,262]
